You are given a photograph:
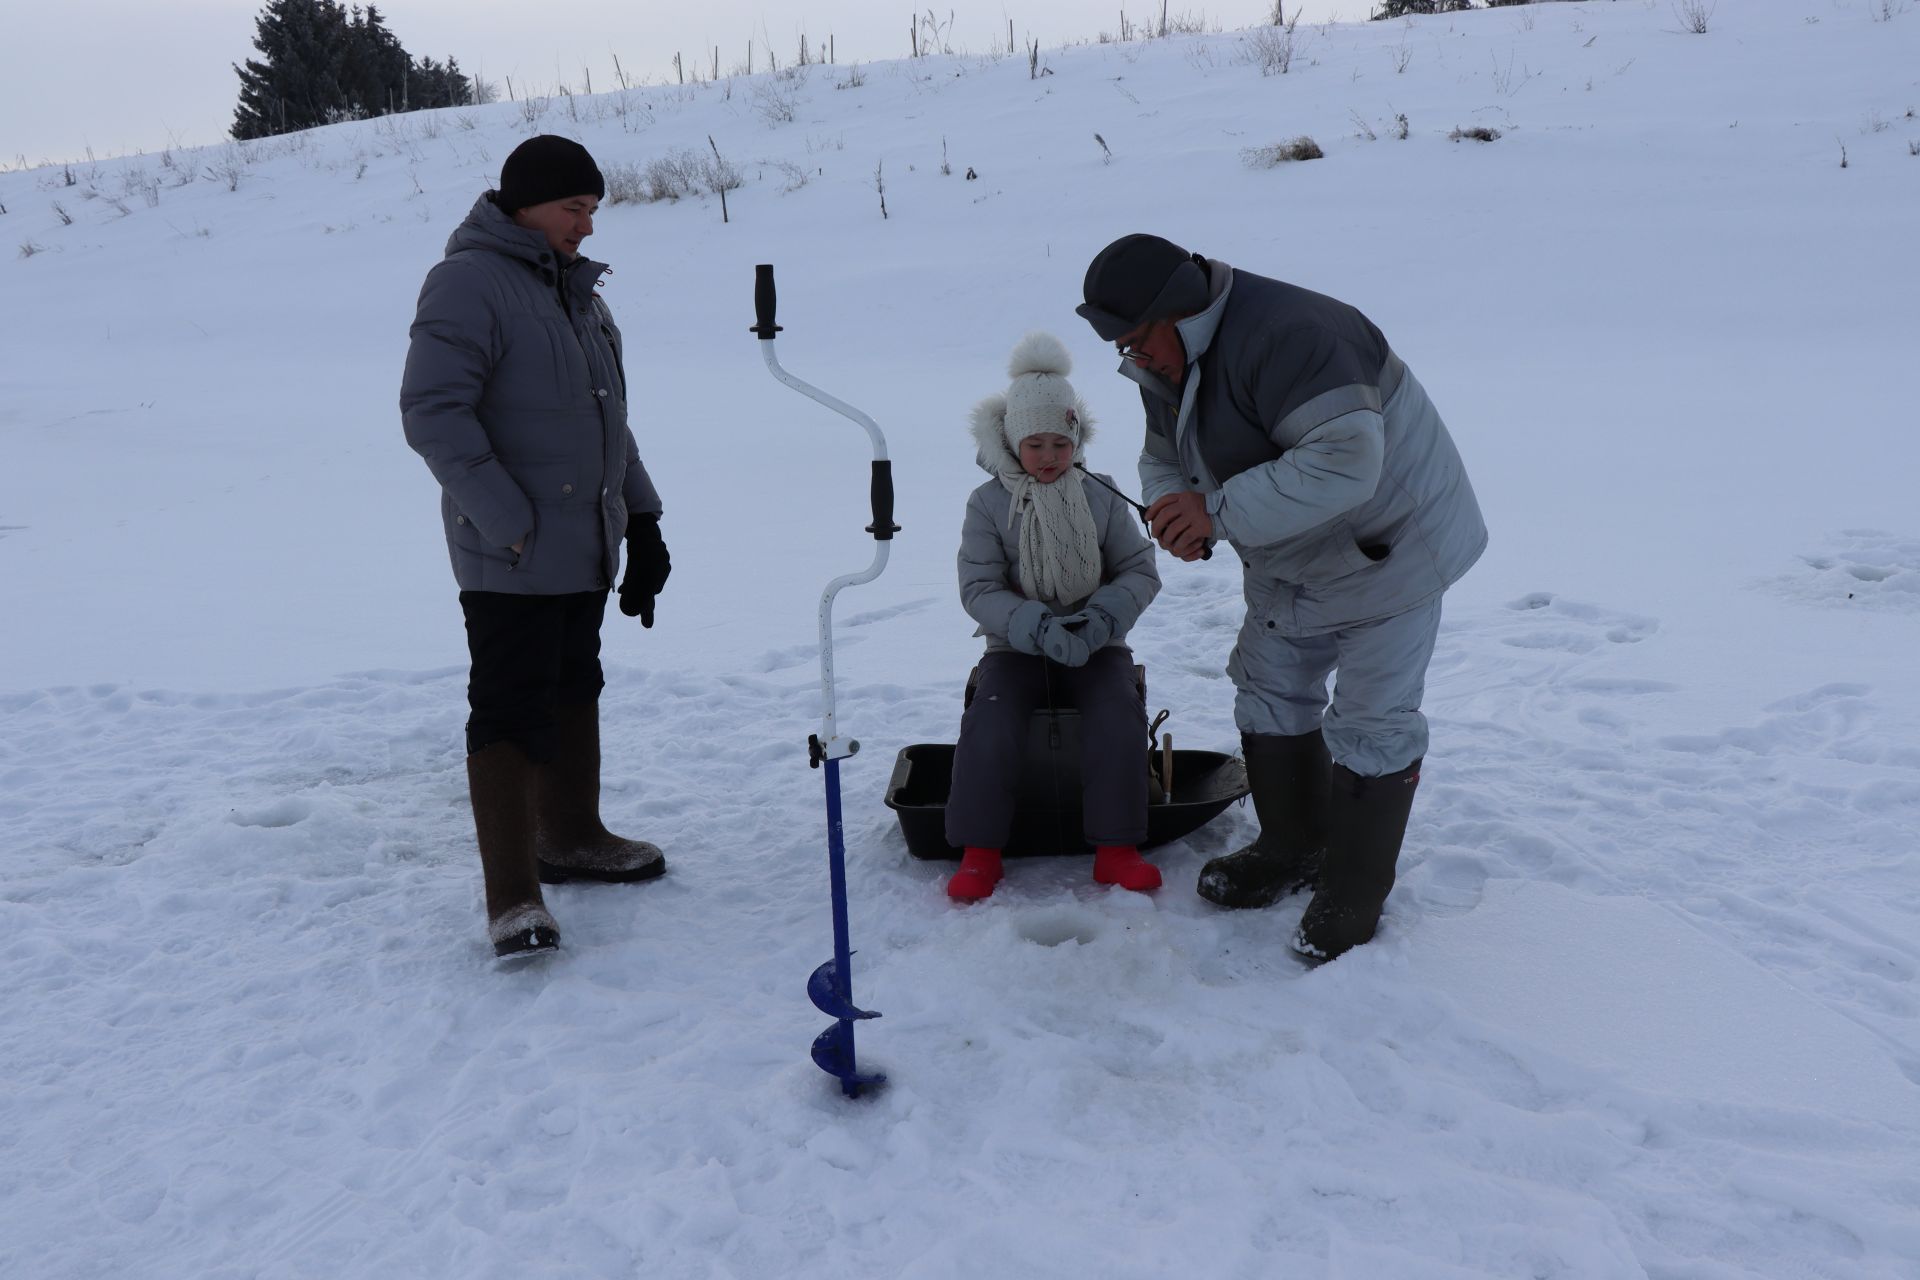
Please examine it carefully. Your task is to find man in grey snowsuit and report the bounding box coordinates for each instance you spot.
[1076,233,1487,961]
[401,136,672,959]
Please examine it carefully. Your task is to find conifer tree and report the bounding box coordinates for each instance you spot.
[232,0,351,139]
[231,0,473,138]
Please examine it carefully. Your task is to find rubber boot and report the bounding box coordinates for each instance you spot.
[947,847,1004,901]
[467,740,559,958]
[1197,730,1330,909]
[533,700,666,884]
[1092,845,1162,892]
[1291,759,1421,963]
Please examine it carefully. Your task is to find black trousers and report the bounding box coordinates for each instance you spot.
[460,590,609,760]
[945,647,1149,849]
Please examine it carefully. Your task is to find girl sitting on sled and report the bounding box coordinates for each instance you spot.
[945,333,1163,900]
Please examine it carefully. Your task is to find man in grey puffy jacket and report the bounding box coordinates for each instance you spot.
[401,136,671,959]
[1077,233,1487,962]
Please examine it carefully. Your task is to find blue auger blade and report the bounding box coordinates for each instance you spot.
[811,1022,886,1092]
[808,957,881,1022]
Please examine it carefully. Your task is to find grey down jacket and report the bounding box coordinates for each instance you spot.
[401,194,661,594]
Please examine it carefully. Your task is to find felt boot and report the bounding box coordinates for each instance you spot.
[468,740,560,958]
[1291,760,1421,963]
[1197,730,1330,909]
[533,701,666,884]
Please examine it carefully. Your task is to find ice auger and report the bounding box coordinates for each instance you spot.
[753,264,898,1098]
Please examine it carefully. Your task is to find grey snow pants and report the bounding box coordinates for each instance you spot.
[1228,594,1444,777]
[945,647,1148,849]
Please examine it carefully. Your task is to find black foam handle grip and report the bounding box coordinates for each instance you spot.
[867,460,900,540]
[753,264,782,337]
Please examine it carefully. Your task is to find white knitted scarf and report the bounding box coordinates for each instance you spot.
[995,458,1102,607]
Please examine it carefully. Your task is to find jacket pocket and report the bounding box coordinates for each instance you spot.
[450,508,520,565]
[1247,520,1380,586]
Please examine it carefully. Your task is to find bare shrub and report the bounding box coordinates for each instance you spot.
[603,161,648,204]
[1371,1,1471,16]
[1243,14,1304,75]
[911,8,955,57]
[1391,41,1413,74]
[1673,0,1714,34]
[608,147,745,206]
[1350,112,1378,142]
[766,159,810,193]
[703,136,743,217]
[1394,113,1411,140]
[1242,136,1324,167]
[19,240,46,258]
[51,200,73,225]
[837,64,867,90]
[1162,11,1215,36]
[1449,125,1502,142]
[204,147,249,191]
[1490,49,1537,97]
[646,153,703,202]
[1027,38,1052,79]
[752,78,799,126]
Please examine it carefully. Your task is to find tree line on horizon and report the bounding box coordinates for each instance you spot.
[232,1,482,141]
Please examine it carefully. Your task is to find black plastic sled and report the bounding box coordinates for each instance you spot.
[884,663,1250,860]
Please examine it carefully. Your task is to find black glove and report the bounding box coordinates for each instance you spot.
[618,514,670,626]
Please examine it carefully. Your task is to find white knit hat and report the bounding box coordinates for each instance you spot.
[1000,332,1086,453]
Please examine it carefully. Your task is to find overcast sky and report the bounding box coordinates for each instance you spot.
[1,0,1377,166]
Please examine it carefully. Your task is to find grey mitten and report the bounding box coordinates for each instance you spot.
[1006,600,1051,655]
[1038,614,1092,667]
[1068,606,1116,653]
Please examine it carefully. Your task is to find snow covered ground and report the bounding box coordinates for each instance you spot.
[4,2,1919,1275]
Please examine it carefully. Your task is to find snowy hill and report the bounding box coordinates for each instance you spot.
[4,2,1920,1275]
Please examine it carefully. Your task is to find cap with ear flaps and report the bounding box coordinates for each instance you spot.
[1075,233,1210,342]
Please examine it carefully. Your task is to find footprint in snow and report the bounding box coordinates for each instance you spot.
[1758,529,1920,613]
[229,798,313,829]
[1497,591,1658,654]
[842,596,938,628]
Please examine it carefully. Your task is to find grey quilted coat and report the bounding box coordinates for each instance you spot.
[1130,260,1485,636]
[401,195,661,594]
[959,410,1161,653]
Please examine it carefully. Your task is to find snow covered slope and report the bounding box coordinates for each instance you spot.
[4,2,1918,1275]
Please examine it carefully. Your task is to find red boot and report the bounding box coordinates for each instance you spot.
[1093,845,1161,892]
[947,847,1004,901]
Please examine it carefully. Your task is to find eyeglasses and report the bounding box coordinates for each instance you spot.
[1116,338,1150,363]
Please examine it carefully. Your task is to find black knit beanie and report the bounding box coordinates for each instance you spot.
[496,135,605,214]
[1075,233,1211,341]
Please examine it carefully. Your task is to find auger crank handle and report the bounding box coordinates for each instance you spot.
[753,263,782,338]
[868,462,899,540]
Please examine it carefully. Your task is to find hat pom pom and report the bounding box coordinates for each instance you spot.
[1007,332,1072,380]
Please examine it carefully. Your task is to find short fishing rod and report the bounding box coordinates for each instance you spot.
[1072,463,1212,561]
